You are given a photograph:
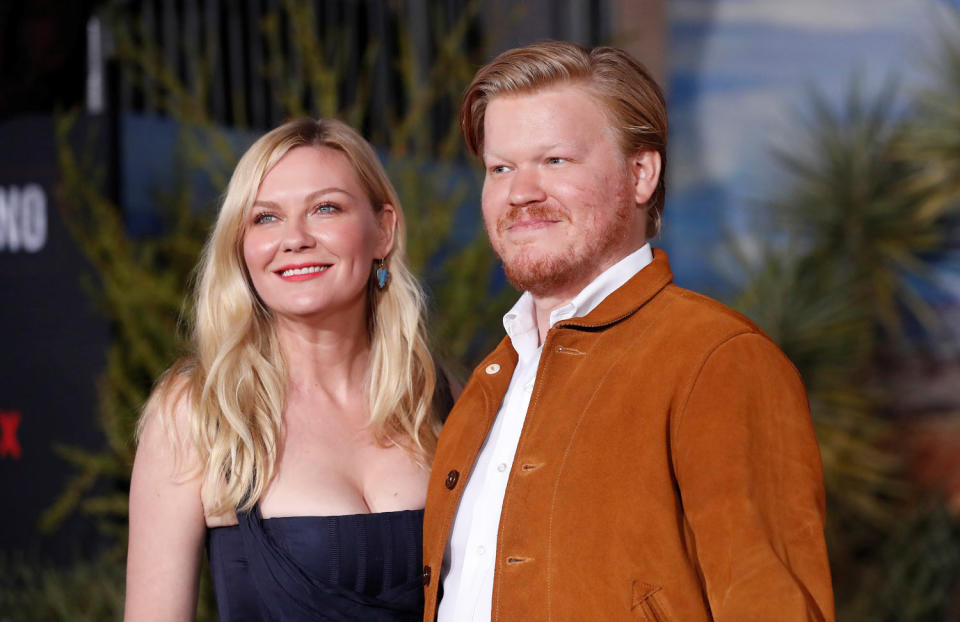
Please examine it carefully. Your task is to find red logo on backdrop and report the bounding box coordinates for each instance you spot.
[0,410,22,459]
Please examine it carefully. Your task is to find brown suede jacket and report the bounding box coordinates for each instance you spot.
[422,250,835,621]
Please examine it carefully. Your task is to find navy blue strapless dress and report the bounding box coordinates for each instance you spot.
[207,505,425,621]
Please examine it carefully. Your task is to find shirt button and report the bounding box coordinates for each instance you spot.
[445,469,460,489]
[497,463,507,472]
[477,545,486,555]
[485,363,501,375]
[422,565,432,586]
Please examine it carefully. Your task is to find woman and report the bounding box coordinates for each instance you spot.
[125,118,448,621]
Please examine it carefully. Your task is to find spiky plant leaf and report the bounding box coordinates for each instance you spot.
[770,81,945,336]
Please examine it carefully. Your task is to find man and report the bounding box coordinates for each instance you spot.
[422,41,834,621]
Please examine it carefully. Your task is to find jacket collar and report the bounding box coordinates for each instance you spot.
[554,247,674,331]
[477,248,674,376]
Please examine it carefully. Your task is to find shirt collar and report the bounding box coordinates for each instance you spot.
[502,243,654,359]
[502,290,539,363]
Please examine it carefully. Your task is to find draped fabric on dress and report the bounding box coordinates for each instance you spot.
[207,506,425,621]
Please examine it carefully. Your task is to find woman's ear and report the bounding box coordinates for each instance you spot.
[630,150,662,206]
[376,204,398,258]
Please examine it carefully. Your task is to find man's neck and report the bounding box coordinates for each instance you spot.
[529,261,619,345]
[532,293,574,345]
[526,243,653,345]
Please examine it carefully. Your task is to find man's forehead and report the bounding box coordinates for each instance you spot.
[482,86,619,156]
[484,84,614,132]
[487,81,600,108]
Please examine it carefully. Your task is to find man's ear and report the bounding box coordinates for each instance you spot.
[377,203,398,258]
[630,150,662,206]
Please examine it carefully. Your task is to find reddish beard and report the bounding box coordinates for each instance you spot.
[489,202,633,297]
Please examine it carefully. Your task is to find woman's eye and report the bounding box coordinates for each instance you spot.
[489,165,508,174]
[253,212,277,224]
[315,203,339,214]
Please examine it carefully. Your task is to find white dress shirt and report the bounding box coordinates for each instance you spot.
[437,243,654,622]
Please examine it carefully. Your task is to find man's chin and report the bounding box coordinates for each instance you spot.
[502,254,581,297]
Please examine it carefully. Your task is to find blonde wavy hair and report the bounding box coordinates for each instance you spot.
[142,118,441,515]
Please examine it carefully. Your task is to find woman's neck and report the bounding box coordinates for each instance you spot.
[274,310,372,406]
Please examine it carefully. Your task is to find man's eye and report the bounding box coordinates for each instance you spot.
[490,165,508,174]
[253,212,277,224]
[547,157,566,165]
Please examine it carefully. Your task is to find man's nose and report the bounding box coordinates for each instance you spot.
[281,218,315,252]
[508,167,547,206]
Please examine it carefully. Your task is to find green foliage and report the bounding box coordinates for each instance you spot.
[769,80,943,333]
[857,504,960,622]
[0,553,125,622]
[0,553,218,622]
[900,9,960,220]
[39,112,209,541]
[731,45,960,621]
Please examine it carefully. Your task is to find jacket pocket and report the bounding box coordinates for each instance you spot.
[631,581,671,622]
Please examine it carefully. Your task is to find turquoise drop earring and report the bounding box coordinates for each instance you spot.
[376,259,389,289]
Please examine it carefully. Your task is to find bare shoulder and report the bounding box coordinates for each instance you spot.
[137,370,201,479]
[126,368,207,621]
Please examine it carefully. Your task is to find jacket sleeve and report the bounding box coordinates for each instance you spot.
[672,332,835,622]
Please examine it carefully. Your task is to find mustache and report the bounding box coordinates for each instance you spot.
[496,204,567,235]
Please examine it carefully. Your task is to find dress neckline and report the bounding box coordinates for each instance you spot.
[207,506,425,530]
[261,507,425,521]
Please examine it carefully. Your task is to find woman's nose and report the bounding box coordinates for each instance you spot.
[281,218,315,252]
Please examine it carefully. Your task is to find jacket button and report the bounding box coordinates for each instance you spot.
[485,363,501,374]
[422,564,432,586]
[445,469,460,489]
